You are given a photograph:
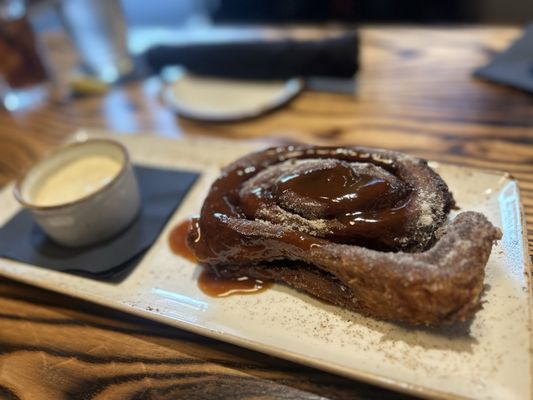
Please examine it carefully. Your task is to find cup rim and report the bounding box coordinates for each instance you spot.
[13,138,130,211]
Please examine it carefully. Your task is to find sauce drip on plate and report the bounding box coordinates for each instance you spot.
[168,218,272,297]
[198,269,272,297]
[168,219,198,262]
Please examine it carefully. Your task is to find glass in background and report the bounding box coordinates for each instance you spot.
[0,0,48,111]
[58,0,133,83]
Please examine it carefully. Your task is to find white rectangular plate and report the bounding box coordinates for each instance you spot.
[0,130,530,400]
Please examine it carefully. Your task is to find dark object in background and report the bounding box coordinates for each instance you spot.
[212,0,475,23]
[146,33,358,80]
[474,24,533,94]
[0,5,47,89]
[27,0,533,33]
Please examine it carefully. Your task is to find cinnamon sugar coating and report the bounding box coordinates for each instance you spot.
[188,145,502,325]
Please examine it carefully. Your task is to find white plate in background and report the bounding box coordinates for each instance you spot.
[162,70,303,122]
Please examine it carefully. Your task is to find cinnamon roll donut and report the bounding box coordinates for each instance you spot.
[188,145,501,326]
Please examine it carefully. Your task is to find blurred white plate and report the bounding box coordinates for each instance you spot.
[162,71,303,122]
[0,130,530,400]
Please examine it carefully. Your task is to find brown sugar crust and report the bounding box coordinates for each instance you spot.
[188,145,502,326]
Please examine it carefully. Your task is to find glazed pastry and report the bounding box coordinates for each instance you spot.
[187,145,502,326]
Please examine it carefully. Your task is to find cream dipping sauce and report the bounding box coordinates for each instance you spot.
[33,155,122,206]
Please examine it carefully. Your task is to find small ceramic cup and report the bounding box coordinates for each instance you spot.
[14,139,140,247]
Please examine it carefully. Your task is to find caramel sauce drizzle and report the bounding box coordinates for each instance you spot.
[191,146,415,264]
[198,269,271,297]
[168,218,271,297]
[168,219,198,262]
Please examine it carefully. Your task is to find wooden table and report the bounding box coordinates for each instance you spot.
[0,27,531,399]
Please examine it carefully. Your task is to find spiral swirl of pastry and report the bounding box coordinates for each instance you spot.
[188,145,501,325]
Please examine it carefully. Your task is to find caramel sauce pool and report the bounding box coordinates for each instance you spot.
[168,218,272,297]
[198,270,272,297]
[168,219,198,262]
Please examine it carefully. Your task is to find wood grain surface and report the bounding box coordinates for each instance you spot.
[0,26,531,399]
